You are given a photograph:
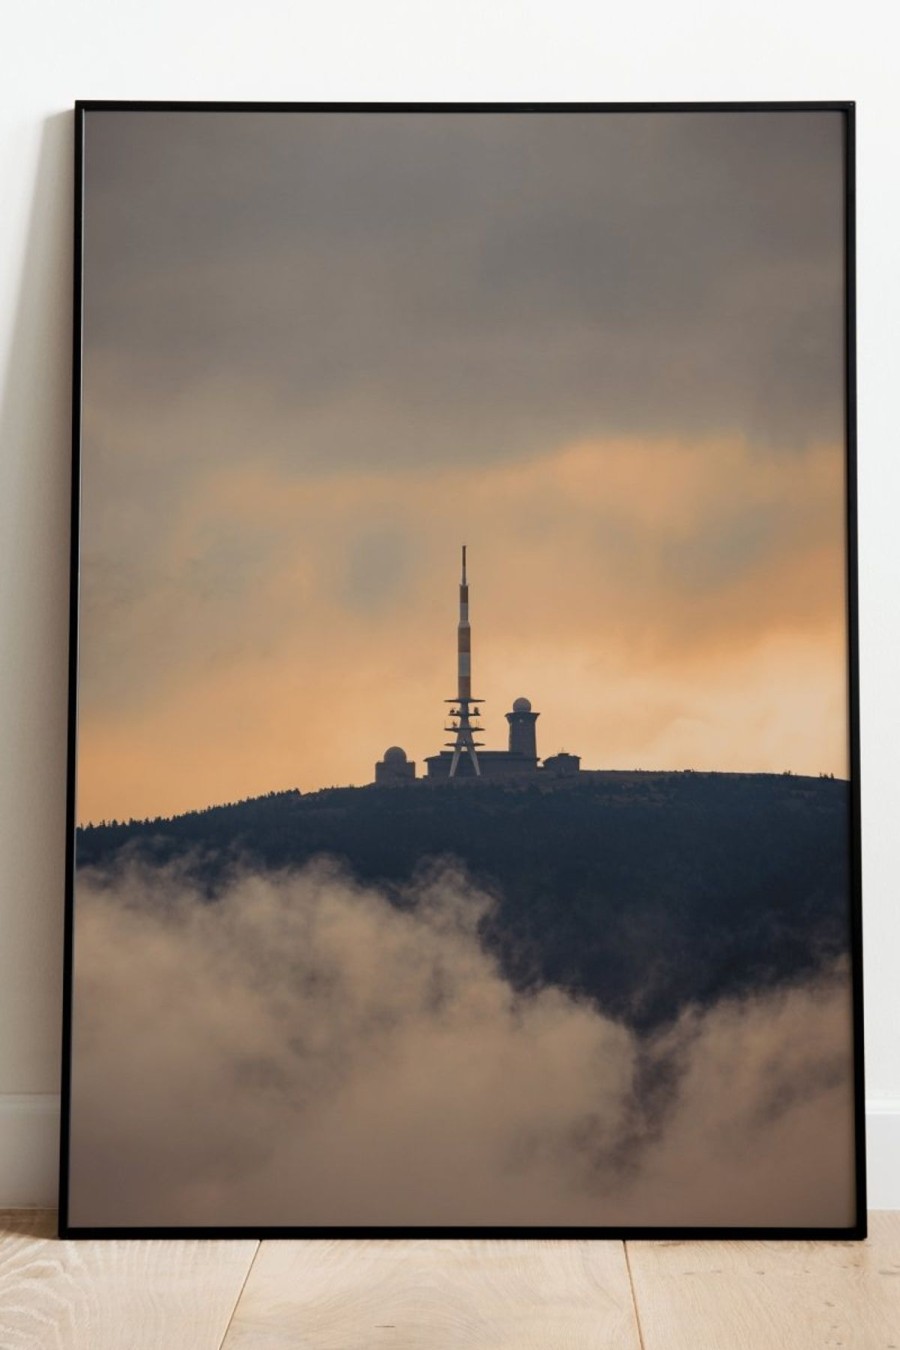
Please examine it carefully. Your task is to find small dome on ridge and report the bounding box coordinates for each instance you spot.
[383,746,408,764]
[512,697,532,713]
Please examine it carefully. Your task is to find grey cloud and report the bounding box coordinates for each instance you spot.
[82,108,845,477]
[69,858,855,1228]
[78,490,285,715]
[340,523,416,613]
[659,502,780,592]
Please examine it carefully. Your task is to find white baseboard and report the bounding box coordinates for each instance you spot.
[2,1094,899,1213]
[865,1101,900,1210]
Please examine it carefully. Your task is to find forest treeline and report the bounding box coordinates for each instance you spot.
[76,773,852,1030]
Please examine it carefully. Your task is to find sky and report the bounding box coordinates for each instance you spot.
[77,109,850,822]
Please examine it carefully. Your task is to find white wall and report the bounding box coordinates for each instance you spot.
[1,0,898,1208]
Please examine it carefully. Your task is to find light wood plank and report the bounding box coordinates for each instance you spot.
[222,1238,641,1349]
[0,1211,258,1350]
[626,1212,900,1350]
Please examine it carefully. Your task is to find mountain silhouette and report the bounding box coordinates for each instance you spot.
[77,771,852,1031]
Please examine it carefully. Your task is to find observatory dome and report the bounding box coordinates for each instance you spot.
[383,746,408,764]
[512,697,532,712]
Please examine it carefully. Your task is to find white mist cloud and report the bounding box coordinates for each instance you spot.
[69,860,855,1227]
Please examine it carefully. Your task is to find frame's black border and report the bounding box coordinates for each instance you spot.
[59,100,864,1242]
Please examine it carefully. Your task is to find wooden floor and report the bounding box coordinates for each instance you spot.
[1,1212,898,1348]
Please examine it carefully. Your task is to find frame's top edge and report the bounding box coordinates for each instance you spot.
[73,99,856,114]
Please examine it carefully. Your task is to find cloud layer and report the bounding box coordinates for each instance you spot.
[69,860,856,1228]
[83,110,845,462]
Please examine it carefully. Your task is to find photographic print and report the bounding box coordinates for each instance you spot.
[62,103,863,1235]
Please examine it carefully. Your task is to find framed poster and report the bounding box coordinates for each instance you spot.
[61,102,864,1237]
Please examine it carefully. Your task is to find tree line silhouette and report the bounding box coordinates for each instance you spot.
[77,772,852,1031]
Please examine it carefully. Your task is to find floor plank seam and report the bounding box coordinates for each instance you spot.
[623,1243,648,1350]
[215,1239,261,1349]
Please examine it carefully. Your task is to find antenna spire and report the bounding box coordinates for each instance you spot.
[445,544,482,777]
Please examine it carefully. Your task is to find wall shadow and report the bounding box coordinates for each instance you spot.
[0,111,74,1095]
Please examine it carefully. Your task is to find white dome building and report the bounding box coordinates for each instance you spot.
[374,744,416,785]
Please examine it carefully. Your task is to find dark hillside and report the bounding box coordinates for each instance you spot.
[77,772,852,1030]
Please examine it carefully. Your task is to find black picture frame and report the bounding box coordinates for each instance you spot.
[60,100,865,1240]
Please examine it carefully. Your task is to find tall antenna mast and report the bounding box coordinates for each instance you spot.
[445,544,484,777]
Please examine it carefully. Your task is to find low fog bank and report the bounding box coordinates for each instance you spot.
[69,859,856,1228]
